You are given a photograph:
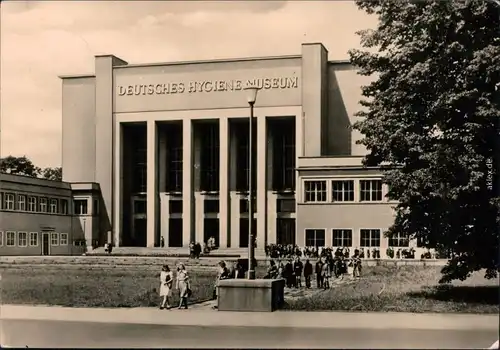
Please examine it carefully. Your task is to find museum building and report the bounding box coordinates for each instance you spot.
[54,42,415,256]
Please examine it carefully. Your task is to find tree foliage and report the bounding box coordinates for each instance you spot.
[1,156,62,181]
[349,0,499,283]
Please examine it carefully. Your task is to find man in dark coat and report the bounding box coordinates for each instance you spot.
[293,257,303,288]
[315,258,324,289]
[284,259,294,288]
[303,259,313,288]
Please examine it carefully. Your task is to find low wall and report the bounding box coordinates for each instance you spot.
[218,278,285,312]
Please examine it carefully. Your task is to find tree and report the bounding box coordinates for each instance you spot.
[349,0,499,282]
[0,155,41,177]
[41,167,62,181]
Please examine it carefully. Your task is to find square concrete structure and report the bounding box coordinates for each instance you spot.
[217,279,285,312]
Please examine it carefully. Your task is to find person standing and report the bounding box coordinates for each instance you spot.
[284,259,294,288]
[303,259,313,288]
[315,258,324,289]
[175,264,191,309]
[213,261,230,309]
[321,257,331,289]
[293,257,303,288]
[159,265,173,310]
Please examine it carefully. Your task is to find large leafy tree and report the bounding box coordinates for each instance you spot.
[1,156,62,181]
[349,0,499,282]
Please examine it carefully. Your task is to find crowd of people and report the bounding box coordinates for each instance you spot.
[264,248,363,289]
[265,244,384,260]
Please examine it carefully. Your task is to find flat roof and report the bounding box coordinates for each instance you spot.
[0,173,72,190]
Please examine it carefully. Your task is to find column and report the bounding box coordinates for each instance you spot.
[256,115,267,248]
[229,124,238,248]
[113,122,122,246]
[146,120,158,247]
[219,117,230,248]
[182,119,193,247]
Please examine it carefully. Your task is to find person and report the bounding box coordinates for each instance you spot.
[213,261,230,309]
[265,260,279,279]
[321,257,331,289]
[189,242,195,259]
[303,259,313,288]
[278,261,285,279]
[159,264,173,310]
[315,258,324,289]
[284,259,294,288]
[293,257,303,288]
[175,264,191,309]
[194,242,202,259]
[352,249,362,278]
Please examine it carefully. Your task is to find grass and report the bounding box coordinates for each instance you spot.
[0,263,497,313]
[0,265,218,308]
[284,265,499,313]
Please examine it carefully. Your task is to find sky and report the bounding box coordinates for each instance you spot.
[0,0,377,168]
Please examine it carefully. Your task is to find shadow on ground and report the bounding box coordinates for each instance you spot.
[408,285,500,305]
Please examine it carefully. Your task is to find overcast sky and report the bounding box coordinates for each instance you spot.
[0,0,377,168]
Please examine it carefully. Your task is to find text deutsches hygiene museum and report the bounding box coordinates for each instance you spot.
[117,76,299,96]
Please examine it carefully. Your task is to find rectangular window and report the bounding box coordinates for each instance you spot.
[389,232,409,247]
[239,218,256,248]
[360,180,383,202]
[235,120,256,192]
[60,233,68,245]
[169,200,183,214]
[272,119,296,191]
[165,123,183,192]
[200,122,220,192]
[39,197,48,212]
[30,232,39,246]
[305,229,326,247]
[0,231,3,246]
[17,195,27,211]
[28,196,37,212]
[6,231,16,246]
[74,199,88,215]
[360,229,381,247]
[134,200,146,215]
[49,199,58,214]
[332,229,353,247]
[17,232,27,247]
[277,198,296,213]
[332,180,354,202]
[130,125,147,194]
[60,199,68,214]
[304,180,327,203]
[4,193,15,210]
[204,199,220,214]
[50,232,59,246]
[239,197,256,214]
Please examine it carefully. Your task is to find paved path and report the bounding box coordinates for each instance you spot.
[1,319,497,349]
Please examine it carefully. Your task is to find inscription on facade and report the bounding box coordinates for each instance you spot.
[117,76,299,96]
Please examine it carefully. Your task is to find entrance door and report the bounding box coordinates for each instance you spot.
[42,233,50,255]
[134,218,147,247]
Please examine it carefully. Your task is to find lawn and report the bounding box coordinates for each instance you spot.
[284,265,499,313]
[0,264,497,313]
[0,265,218,308]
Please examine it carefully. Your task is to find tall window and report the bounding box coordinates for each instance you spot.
[304,180,327,202]
[332,180,354,202]
[60,199,68,214]
[4,193,14,210]
[200,122,220,192]
[18,232,27,247]
[360,180,383,201]
[389,232,409,247]
[39,197,48,212]
[28,196,37,212]
[30,232,39,246]
[60,233,68,245]
[49,199,58,214]
[131,126,147,193]
[360,229,381,247]
[51,232,59,246]
[235,121,256,192]
[17,195,26,211]
[6,231,15,246]
[332,229,353,247]
[272,119,296,191]
[305,229,325,247]
[166,123,183,192]
[74,199,88,215]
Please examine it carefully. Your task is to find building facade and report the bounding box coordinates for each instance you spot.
[59,42,417,256]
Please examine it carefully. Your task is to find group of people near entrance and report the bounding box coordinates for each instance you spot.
[265,244,382,260]
[158,263,192,310]
[264,249,363,289]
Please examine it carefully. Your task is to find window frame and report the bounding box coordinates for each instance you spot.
[5,193,15,211]
[17,231,28,247]
[360,179,383,202]
[60,199,69,215]
[17,194,27,211]
[331,180,355,202]
[50,232,59,246]
[39,197,48,213]
[304,228,326,247]
[28,196,37,212]
[303,180,328,203]
[6,231,16,247]
[60,233,69,246]
[332,229,353,247]
[30,232,39,247]
[49,198,58,214]
[388,232,410,247]
[360,229,381,248]
[74,199,88,215]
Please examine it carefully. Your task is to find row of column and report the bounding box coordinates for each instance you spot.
[145,117,268,248]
